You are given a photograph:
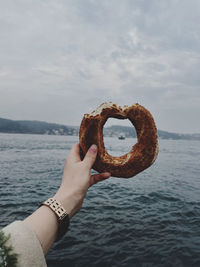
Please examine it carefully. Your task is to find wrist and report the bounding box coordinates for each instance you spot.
[54,189,83,219]
[40,198,70,242]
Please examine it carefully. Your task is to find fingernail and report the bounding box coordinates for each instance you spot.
[89,144,97,154]
[104,172,111,178]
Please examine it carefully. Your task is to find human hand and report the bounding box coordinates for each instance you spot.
[54,143,110,218]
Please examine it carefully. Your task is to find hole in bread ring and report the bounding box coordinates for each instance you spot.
[103,118,137,156]
[79,102,158,178]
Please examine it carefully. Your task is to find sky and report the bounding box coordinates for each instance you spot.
[0,0,200,133]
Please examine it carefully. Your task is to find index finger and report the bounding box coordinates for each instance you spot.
[67,143,81,163]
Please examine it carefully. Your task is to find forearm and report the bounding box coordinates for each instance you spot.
[24,205,58,255]
[23,144,109,256]
[23,192,80,255]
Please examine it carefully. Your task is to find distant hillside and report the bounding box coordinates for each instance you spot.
[104,125,137,138]
[0,118,78,136]
[0,117,200,140]
[104,125,200,140]
[105,125,200,140]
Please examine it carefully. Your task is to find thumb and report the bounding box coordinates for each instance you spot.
[83,144,98,168]
[89,172,110,187]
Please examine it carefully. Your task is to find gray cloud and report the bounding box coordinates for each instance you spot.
[0,0,200,133]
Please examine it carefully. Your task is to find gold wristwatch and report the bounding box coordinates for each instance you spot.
[41,198,70,241]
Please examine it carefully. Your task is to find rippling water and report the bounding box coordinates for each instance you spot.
[0,133,200,267]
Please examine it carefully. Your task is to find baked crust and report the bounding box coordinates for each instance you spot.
[79,102,158,178]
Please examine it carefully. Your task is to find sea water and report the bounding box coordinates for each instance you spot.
[0,133,200,267]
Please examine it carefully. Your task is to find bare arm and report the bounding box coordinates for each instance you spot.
[24,144,110,254]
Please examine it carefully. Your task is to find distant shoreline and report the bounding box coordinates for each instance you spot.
[0,117,200,140]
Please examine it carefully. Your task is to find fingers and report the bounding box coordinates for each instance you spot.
[89,172,110,187]
[67,143,81,163]
[83,144,98,168]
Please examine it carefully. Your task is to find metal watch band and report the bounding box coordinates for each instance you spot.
[41,197,70,241]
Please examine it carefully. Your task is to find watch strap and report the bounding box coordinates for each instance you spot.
[40,198,70,241]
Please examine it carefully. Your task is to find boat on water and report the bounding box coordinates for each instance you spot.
[118,134,125,140]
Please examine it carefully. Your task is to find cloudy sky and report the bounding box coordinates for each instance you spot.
[0,0,200,133]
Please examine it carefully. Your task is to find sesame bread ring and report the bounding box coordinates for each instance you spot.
[79,102,158,178]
